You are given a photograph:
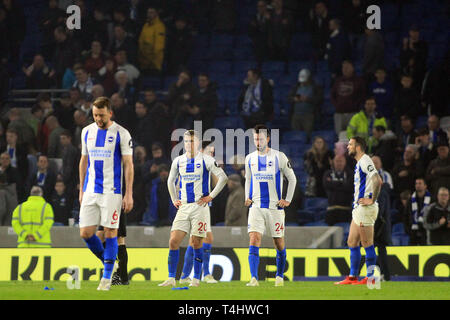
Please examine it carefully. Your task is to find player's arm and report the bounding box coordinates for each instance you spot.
[278,152,297,208]
[122,154,134,213]
[167,159,181,209]
[244,155,253,206]
[197,159,228,206]
[78,155,88,204]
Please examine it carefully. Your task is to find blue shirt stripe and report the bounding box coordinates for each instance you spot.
[186,182,195,203]
[95,129,107,147]
[358,166,366,201]
[258,155,267,171]
[248,158,253,201]
[202,160,209,197]
[113,131,122,194]
[94,160,104,193]
[259,182,270,208]
[83,130,89,192]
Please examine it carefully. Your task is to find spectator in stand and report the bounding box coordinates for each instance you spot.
[343,0,366,55]
[7,107,36,151]
[196,73,218,133]
[427,115,449,145]
[1,128,28,199]
[112,5,136,38]
[52,26,81,84]
[115,50,140,85]
[372,155,394,191]
[27,105,44,137]
[127,145,148,225]
[362,27,384,79]
[368,68,394,120]
[39,0,65,59]
[2,0,26,64]
[72,67,95,101]
[45,115,64,158]
[143,88,158,110]
[397,190,411,225]
[404,177,431,246]
[69,87,83,109]
[346,97,387,151]
[91,84,104,101]
[133,100,153,153]
[50,179,71,226]
[304,136,333,197]
[82,40,108,78]
[23,54,54,89]
[141,163,176,226]
[239,68,273,129]
[167,69,198,129]
[73,109,92,149]
[148,102,173,153]
[325,19,351,79]
[426,139,450,198]
[30,154,57,202]
[59,130,79,197]
[53,92,76,132]
[111,92,134,131]
[415,128,438,171]
[0,154,18,223]
[330,60,366,135]
[396,115,418,157]
[267,0,294,62]
[371,126,396,172]
[142,142,170,186]
[138,7,166,74]
[308,1,330,60]
[114,70,137,106]
[85,6,112,50]
[98,56,117,96]
[0,7,9,61]
[224,174,247,226]
[423,187,450,245]
[322,154,353,225]
[166,15,193,75]
[111,23,137,64]
[249,0,270,64]
[400,25,428,90]
[421,52,450,118]
[393,74,422,122]
[288,69,323,140]
[392,144,424,197]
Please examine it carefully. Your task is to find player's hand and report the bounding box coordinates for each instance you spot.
[277,199,291,208]
[26,234,36,241]
[358,198,374,206]
[122,193,134,213]
[173,200,182,209]
[245,199,253,207]
[197,196,213,207]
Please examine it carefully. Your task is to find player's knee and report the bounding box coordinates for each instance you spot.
[80,230,93,240]
[191,236,203,249]
[169,237,180,250]
[361,240,373,248]
[206,232,213,244]
[249,232,261,246]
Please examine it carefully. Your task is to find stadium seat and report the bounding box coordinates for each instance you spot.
[282,130,308,144]
[305,197,329,210]
[304,220,328,227]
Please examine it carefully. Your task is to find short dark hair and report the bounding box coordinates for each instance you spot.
[92,96,112,111]
[60,130,72,139]
[351,136,366,152]
[248,68,261,78]
[253,124,270,137]
[415,177,427,185]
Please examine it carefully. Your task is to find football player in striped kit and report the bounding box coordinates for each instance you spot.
[78,97,134,291]
[159,130,228,287]
[245,125,297,287]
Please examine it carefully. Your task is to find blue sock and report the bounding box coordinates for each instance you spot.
[181,246,194,279]
[193,248,203,280]
[349,246,361,277]
[103,237,118,279]
[364,245,377,277]
[202,243,212,276]
[84,234,104,263]
[168,249,179,278]
[276,248,287,278]
[248,245,260,280]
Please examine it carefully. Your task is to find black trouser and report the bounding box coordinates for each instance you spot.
[376,245,391,281]
[325,208,352,226]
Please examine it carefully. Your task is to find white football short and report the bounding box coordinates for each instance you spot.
[79,193,122,229]
[171,202,210,238]
[248,207,285,238]
[352,203,379,227]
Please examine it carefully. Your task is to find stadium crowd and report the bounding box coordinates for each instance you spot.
[0,0,449,246]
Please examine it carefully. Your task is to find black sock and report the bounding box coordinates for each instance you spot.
[118,244,128,281]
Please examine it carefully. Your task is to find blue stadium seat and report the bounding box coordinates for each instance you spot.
[234,60,258,74]
[305,197,329,210]
[334,222,350,234]
[262,61,286,73]
[392,223,405,235]
[233,46,254,61]
[214,116,245,130]
[210,61,233,74]
[311,130,336,146]
[282,130,308,144]
[210,34,234,47]
[304,220,328,227]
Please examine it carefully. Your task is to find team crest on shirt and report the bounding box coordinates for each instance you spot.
[196,163,201,168]
[108,136,114,143]
[287,161,292,169]
[268,161,273,167]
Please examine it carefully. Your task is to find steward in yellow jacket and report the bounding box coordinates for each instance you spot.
[138,8,166,72]
[11,187,54,248]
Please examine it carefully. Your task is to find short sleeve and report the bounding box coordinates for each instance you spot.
[205,155,226,177]
[361,156,377,178]
[120,128,133,156]
[81,128,89,156]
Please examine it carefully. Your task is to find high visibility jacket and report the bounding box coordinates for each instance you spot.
[11,196,54,248]
[138,17,166,71]
[346,111,387,151]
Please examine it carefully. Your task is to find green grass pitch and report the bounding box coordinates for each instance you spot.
[0,281,449,300]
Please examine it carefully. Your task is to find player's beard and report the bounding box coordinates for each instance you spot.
[348,149,356,158]
[256,144,268,153]
[96,121,106,129]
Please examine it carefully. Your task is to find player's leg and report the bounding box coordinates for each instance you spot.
[114,211,129,285]
[79,195,104,263]
[80,225,105,262]
[189,205,208,287]
[191,235,204,285]
[180,236,194,282]
[202,210,217,283]
[247,207,264,286]
[335,219,361,284]
[269,209,286,286]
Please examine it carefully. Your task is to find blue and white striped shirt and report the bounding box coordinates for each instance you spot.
[353,154,378,209]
